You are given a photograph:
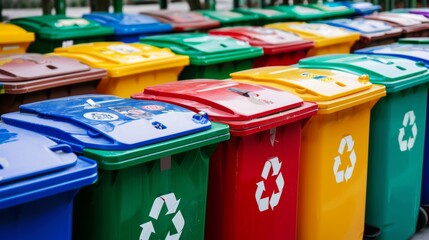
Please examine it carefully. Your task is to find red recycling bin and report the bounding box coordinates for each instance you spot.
[209,26,314,67]
[132,79,318,240]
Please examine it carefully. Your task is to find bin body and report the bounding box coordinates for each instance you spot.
[230,66,385,240]
[298,54,429,240]
[0,54,106,114]
[83,13,172,43]
[1,94,230,240]
[209,26,314,67]
[139,33,263,80]
[233,8,292,25]
[53,42,189,97]
[0,123,97,240]
[10,15,113,53]
[265,22,360,57]
[132,79,318,240]
[364,13,429,37]
[194,10,259,27]
[0,23,34,53]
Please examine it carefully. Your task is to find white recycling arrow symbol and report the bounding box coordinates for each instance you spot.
[398,110,418,152]
[333,135,356,184]
[255,157,284,212]
[140,193,185,240]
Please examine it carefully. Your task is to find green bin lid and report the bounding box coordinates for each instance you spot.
[267,5,328,21]
[399,37,429,44]
[194,10,259,24]
[139,33,263,65]
[10,15,114,40]
[298,54,429,92]
[233,8,292,21]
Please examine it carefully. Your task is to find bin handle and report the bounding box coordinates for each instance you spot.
[228,87,258,98]
[49,144,73,153]
[364,56,394,65]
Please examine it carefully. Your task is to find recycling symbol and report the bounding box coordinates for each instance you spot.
[255,157,284,212]
[139,193,185,240]
[333,135,356,183]
[398,110,418,152]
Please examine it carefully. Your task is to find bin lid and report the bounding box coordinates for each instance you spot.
[233,8,292,20]
[53,42,189,78]
[267,5,328,21]
[194,10,259,24]
[308,3,355,16]
[0,23,35,44]
[209,26,314,54]
[10,15,114,40]
[380,12,429,23]
[364,13,425,26]
[139,33,263,65]
[335,1,381,15]
[132,79,317,133]
[82,12,172,35]
[298,54,429,92]
[399,37,429,44]
[410,8,429,15]
[322,18,394,34]
[1,94,212,152]
[230,66,386,114]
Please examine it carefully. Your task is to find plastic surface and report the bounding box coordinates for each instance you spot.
[324,1,381,16]
[233,8,292,24]
[364,13,429,37]
[140,10,220,32]
[194,10,259,26]
[230,66,385,240]
[399,37,429,44]
[0,23,35,53]
[268,4,354,21]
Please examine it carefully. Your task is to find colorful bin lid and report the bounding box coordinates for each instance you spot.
[209,26,314,54]
[1,95,212,152]
[139,10,220,32]
[194,10,259,24]
[230,66,386,114]
[410,8,429,16]
[398,37,429,44]
[323,1,381,15]
[139,33,263,65]
[0,23,35,45]
[0,123,97,209]
[10,15,114,40]
[0,54,106,94]
[298,54,429,93]
[267,5,329,21]
[53,42,189,78]
[232,8,292,21]
[307,3,355,16]
[381,12,429,23]
[364,13,429,33]
[321,18,396,34]
[132,79,317,135]
[82,12,172,35]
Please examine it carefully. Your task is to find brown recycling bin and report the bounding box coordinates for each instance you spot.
[365,13,429,38]
[0,54,106,114]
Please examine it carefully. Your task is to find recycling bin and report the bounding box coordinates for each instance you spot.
[321,18,402,51]
[53,42,189,97]
[0,53,106,114]
[82,12,172,43]
[230,66,386,240]
[132,79,318,240]
[0,123,98,240]
[364,13,429,37]
[193,10,259,27]
[139,33,263,79]
[298,54,429,240]
[0,23,34,53]
[1,94,230,240]
[208,26,314,67]
[265,22,360,57]
[410,8,429,17]
[140,10,220,32]
[232,8,292,25]
[399,37,429,44]
[10,15,114,53]
[323,1,381,16]
[267,4,354,21]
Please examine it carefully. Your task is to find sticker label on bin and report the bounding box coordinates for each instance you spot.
[398,110,418,152]
[333,135,356,183]
[255,156,284,212]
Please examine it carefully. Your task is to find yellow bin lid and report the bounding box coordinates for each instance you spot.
[265,22,360,48]
[230,66,386,114]
[0,23,35,44]
[53,42,190,78]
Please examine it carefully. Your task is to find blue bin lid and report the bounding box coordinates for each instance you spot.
[1,94,211,152]
[83,12,172,35]
[355,43,429,68]
[322,18,393,34]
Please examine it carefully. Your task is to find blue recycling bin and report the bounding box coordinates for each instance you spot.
[0,123,97,240]
[323,1,381,16]
[83,13,173,43]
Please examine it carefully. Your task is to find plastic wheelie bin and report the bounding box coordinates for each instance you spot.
[208,26,314,67]
[0,123,98,240]
[410,9,429,18]
[0,23,34,53]
[132,79,318,240]
[298,53,429,240]
[139,10,220,32]
[52,42,189,97]
[321,18,402,51]
[323,1,381,16]
[0,53,106,114]
[193,10,259,27]
[364,13,429,37]
[10,15,114,53]
[399,37,429,45]
[1,94,230,240]
[139,33,263,79]
[230,66,386,240]
[82,12,172,43]
[232,8,292,25]
[265,22,360,57]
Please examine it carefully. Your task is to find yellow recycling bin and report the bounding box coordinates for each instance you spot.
[0,23,35,54]
[265,22,360,57]
[53,42,189,97]
[231,66,386,240]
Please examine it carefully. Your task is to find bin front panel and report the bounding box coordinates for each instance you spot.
[0,23,34,54]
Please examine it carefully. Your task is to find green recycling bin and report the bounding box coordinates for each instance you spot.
[232,8,292,25]
[193,10,259,27]
[139,33,263,79]
[267,4,354,21]
[298,54,429,240]
[10,15,114,53]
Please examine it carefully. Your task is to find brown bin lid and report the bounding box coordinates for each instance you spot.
[140,10,220,31]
